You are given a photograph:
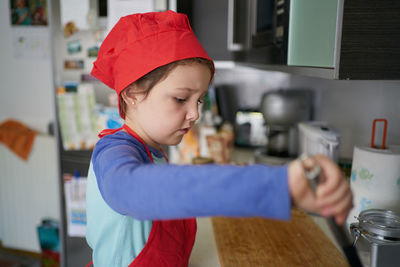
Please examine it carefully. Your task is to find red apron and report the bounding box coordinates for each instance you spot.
[89,124,197,267]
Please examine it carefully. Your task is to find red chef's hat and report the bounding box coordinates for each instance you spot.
[91,10,214,117]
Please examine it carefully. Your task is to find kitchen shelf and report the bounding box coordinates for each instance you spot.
[238,62,337,79]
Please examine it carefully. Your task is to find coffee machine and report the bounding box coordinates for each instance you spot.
[255,89,313,165]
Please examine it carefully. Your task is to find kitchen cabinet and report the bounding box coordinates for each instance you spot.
[337,0,400,79]
[287,0,338,69]
[177,0,247,61]
[183,0,400,79]
[285,0,400,80]
[241,0,400,80]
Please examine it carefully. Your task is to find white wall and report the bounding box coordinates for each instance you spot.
[0,135,59,252]
[213,66,292,111]
[288,75,400,158]
[0,0,55,133]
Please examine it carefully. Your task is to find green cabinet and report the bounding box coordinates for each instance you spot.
[288,0,338,68]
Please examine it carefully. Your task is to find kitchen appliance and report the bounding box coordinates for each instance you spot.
[214,84,239,126]
[350,209,400,267]
[260,89,312,154]
[234,110,267,147]
[298,121,340,162]
[229,0,290,64]
[249,0,288,50]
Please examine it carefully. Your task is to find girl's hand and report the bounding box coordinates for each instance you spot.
[288,155,353,225]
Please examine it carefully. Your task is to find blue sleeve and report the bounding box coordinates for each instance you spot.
[92,137,291,221]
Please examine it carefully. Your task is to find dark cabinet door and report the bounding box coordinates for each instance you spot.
[191,0,233,60]
[338,0,400,80]
[178,0,247,61]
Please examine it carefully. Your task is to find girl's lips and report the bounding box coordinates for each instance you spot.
[179,127,190,134]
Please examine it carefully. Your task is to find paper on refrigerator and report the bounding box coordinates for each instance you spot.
[57,83,98,150]
[64,177,87,237]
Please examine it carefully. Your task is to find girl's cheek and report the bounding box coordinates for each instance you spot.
[170,101,187,112]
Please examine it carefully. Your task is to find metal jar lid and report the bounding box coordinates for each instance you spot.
[356,209,400,241]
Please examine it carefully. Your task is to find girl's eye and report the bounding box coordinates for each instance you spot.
[174,97,186,103]
[198,98,204,104]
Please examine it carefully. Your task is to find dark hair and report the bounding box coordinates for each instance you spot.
[119,57,214,118]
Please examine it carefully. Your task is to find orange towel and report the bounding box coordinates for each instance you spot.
[0,119,37,161]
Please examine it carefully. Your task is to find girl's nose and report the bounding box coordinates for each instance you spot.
[186,103,200,121]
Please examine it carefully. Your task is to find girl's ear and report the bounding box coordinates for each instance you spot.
[121,87,136,106]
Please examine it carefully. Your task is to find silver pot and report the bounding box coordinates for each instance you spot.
[260,89,313,128]
[260,89,312,156]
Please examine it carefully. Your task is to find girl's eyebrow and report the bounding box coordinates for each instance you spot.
[174,87,208,97]
[175,87,195,92]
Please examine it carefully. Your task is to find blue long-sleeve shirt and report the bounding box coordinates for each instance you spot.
[86,130,291,266]
[92,131,291,220]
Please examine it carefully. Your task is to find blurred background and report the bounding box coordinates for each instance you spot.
[0,0,399,266]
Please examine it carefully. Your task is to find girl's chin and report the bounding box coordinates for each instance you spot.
[156,132,187,146]
[168,136,184,146]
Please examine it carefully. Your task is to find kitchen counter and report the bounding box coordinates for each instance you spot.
[189,210,349,267]
[212,208,348,267]
[189,218,221,267]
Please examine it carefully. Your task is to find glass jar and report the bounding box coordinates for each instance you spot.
[350,209,400,267]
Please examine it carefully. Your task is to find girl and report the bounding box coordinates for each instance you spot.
[86,10,353,267]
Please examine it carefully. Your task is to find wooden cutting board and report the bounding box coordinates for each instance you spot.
[211,209,349,267]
